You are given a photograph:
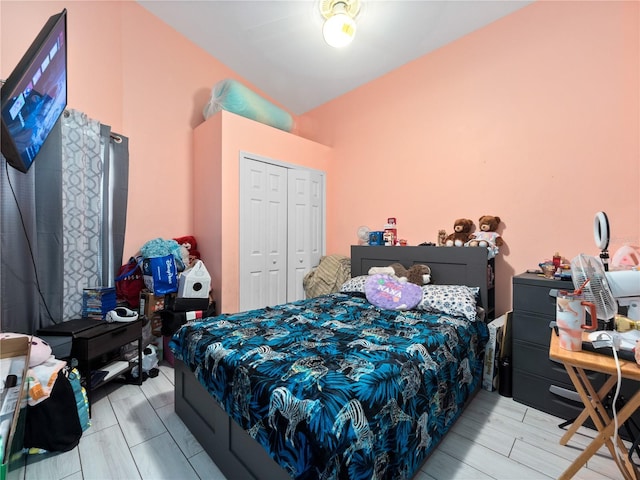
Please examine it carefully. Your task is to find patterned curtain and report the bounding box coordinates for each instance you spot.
[60,111,103,320]
[60,109,129,321]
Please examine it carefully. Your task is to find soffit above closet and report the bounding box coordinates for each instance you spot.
[137,1,533,115]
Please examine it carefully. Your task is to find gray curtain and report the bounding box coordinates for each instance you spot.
[0,110,128,333]
[0,122,63,333]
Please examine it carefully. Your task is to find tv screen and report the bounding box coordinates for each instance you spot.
[1,9,67,173]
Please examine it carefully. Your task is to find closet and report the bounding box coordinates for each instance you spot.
[239,154,324,311]
[192,110,331,315]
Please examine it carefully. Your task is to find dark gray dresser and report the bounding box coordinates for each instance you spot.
[512,272,640,438]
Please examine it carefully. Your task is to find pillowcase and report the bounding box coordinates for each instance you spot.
[416,285,479,322]
[365,274,422,311]
[339,275,369,293]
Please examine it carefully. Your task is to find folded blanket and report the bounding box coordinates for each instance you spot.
[303,254,351,298]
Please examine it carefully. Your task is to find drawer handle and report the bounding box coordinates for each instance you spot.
[549,385,583,404]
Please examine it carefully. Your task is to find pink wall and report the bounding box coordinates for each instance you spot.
[3,1,638,316]
[301,1,639,315]
[1,2,124,132]
[193,111,332,313]
[1,1,292,260]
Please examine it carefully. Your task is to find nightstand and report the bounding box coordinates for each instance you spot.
[70,320,143,413]
[39,318,143,414]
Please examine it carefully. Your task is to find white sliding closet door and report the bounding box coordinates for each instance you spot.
[240,158,288,311]
[288,168,323,302]
[240,154,324,312]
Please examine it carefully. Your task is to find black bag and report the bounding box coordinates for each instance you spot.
[24,372,83,452]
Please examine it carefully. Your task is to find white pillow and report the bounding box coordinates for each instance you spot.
[416,285,479,322]
[339,275,369,293]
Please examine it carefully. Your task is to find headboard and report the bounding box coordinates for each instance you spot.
[350,245,495,320]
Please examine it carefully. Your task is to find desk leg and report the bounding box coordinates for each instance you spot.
[560,374,618,445]
[561,365,621,468]
[559,373,640,480]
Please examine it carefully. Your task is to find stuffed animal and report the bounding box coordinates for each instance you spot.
[368,263,431,285]
[444,218,475,247]
[407,264,431,285]
[173,235,201,268]
[1,333,52,367]
[368,263,408,283]
[467,215,503,257]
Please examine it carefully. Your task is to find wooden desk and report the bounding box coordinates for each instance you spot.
[549,332,640,480]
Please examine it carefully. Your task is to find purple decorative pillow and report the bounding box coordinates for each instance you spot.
[365,274,422,311]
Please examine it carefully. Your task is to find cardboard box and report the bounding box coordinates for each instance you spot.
[139,291,168,336]
[482,312,511,392]
[0,337,31,480]
[139,290,167,319]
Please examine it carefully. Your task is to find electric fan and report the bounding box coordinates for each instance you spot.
[571,212,640,330]
[356,226,371,245]
[571,253,618,329]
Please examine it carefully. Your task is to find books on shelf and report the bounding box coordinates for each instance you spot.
[82,287,116,320]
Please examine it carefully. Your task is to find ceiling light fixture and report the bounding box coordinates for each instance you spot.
[320,0,360,48]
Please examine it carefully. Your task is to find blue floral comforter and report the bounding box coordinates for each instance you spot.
[170,292,488,480]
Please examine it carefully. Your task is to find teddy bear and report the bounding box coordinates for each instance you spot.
[444,218,475,247]
[466,215,504,257]
[368,263,431,285]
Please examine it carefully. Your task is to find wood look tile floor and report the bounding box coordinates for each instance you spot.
[13,362,631,480]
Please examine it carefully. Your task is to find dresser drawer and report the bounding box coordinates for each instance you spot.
[513,282,558,316]
[512,339,604,386]
[513,369,586,421]
[512,311,555,347]
[72,321,141,360]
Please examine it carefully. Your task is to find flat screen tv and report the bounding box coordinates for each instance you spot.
[1,9,67,173]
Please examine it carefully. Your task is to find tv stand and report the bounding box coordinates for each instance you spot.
[39,318,143,414]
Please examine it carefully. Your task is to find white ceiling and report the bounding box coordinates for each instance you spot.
[137,1,533,115]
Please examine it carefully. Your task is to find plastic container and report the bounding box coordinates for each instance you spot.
[383,218,397,246]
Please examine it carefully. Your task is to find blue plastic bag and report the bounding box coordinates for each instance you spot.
[142,255,178,295]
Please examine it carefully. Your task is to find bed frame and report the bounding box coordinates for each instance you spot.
[174,245,494,480]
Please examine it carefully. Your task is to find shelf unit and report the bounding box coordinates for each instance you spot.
[70,319,143,413]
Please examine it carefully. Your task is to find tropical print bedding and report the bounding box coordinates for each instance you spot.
[170,292,489,480]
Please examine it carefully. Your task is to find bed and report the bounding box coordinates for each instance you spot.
[172,245,495,480]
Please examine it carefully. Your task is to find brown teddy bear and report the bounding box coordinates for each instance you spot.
[467,215,504,257]
[445,218,475,247]
[406,264,431,285]
[368,263,431,285]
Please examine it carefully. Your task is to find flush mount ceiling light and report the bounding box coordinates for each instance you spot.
[320,0,360,48]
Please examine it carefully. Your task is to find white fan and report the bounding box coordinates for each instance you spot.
[571,253,617,328]
[356,226,370,245]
